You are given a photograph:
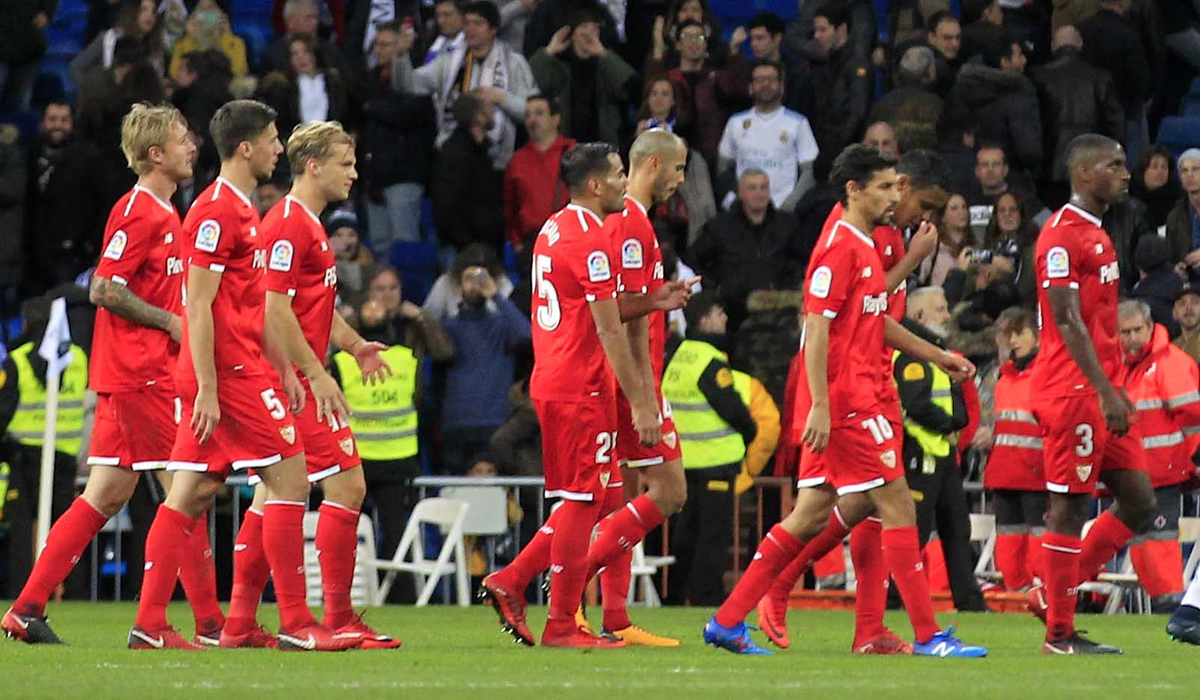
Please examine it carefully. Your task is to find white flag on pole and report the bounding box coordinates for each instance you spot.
[37,297,73,372]
[35,296,72,557]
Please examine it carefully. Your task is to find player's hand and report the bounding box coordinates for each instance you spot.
[191,386,220,444]
[167,314,183,343]
[956,247,974,271]
[652,16,666,55]
[909,221,938,261]
[936,351,975,382]
[1186,248,1200,268]
[354,340,394,385]
[991,254,1015,277]
[1099,385,1135,436]
[310,371,351,427]
[802,403,831,452]
[282,370,305,414]
[632,401,663,447]
[547,25,571,54]
[396,25,416,55]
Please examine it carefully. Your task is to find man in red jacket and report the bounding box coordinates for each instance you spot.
[1118,299,1200,611]
[502,94,576,252]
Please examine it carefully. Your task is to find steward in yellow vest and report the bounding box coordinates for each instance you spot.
[660,292,757,606]
[893,287,984,611]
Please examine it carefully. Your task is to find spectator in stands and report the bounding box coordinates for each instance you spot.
[966,143,1047,240]
[495,0,534,55]
[651,0,731,70]
[0,0,52,111]
[1131,235,1184,338]
[1077,0,1152,160]
[1030,26,1123,208]
[1166,150,1200,276]
[431,93,505,253]
[717,59,818,212]
[0,125,24,340]
[1131,146,1182,232]
[747,12,812,116]
[960,0,1005,62]
[266,0,350,75]
[919,192,973,287]
[439,260,531,475]
[1173,286,1200,363]
[254,177,288,216]
[423,0,466,66]
[359,264,455,363]
[529,10,638,145]
[393,1,537,170]
[645,18,748,170]
[503,94,575,253]
[362,21,437,249]
[70,0,166,87]
[688,169,807,338]
[172,49,234,188]
[327,210,374,320]
[861,121,898,157]
[167,0,248,81]
[983,190,1039,303]
[256,34,352,142]
[869,45,942,153]
[423,243,514,321]
[807,2,873,180]
[945,36,1042,178]
[522,0,623,63]
[925,10,963,97]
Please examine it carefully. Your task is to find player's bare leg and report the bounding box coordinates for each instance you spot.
[255,454,361,651]
[317,468,401,649]
[220,484,279,648]
[154,470,225,645]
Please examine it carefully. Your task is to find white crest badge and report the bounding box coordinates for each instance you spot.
[663,430,678,449]
[196,219,221,253]
[103,230,129,260]
[339,437,355,456]
[269,240,295,272]
[1076,464,1093,482]
[881,450,897,469]
[622,238,644,269]
[279,425,296,445]
[587,250,611,282]
[809,266,833,299]
[1046,246,1070,279]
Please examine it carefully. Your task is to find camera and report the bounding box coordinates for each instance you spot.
[970,238,1021,266]
[970,249,993,265]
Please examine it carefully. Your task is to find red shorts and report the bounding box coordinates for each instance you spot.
[797,414,904,496]
[535,398,622,502]
[168,373,303,478]
[615,392,682,468]
[1033,393,1147,494]
[248,383,362,485]
[87,384,179,471]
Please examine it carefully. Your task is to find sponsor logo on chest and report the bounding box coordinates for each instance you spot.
[323,266,338,288]
[1099,260,1120,285]
[252,248,267,270]
[862,291,889,316]
[166,256,184,276]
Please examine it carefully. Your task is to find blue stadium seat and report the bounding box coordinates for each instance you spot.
[37,57,75,102]
[708,0,798,21]
[231,14,277,68]
[1182,95,1200,118]
[390,240,439,305]
[1158,116,1200,157]
[230,0,276,15]
[32,71,66,107]
[1191,77,1200,95]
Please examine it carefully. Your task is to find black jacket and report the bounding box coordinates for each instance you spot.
[0,0,55,63]
[1131,269,1184,338]
[1031,48,1124,184]
[1077,8,1152,109]
[944,64,1042,175]
[868,84,943,153]
[1102,196,1153,293]
[431,129,505,251]
[24,135,108,282]
[808,43,874,178]
[362,73,436,189]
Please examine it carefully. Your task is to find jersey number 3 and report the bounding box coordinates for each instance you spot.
[533,254,561,331]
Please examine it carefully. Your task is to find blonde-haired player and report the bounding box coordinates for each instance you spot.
[218,120,399,649]
[4,103,228,647]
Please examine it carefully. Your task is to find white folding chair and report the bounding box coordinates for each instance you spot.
[372,497,470,607]
[969,513,1001,582]
[627,542,675,608]
[302,512,381,608]
[1180,516,1200,587]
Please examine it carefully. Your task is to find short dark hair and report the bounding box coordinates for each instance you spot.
[462,0,500,29]
[452,92,486,127]
[528,93,561,116]
[747,11,785,35]
[983,35,1020,69]
[433,0,464,9]
[561,142,618,194]
[927,10,959,32]
[748,58,783,81]
[897,149,951,193]
[374,19,403,34]
[1066,133,1121,172]
[684,290,722,331]
[976,142,1008,163]
[210,99,278,161]
[674,18,706,39]
[815,1,852,29]
[830,144,898,205]
[996,306,1037,337]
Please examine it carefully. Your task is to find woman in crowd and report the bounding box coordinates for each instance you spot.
[920,192,973,287]
[167,0,248,81]
[256,34,352,146]
[1131,145,1183,232]
[70,0,165,85]
[984,191,1039,304]
[327,211,375,324]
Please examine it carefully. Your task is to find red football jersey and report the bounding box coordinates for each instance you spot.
[1031,204,1122,397]
[530,203,619,402]
[610,195,667,382]
[91,185,185,393]
[791,219,890,435]
[176,177,269,386]
[262,195,337,363]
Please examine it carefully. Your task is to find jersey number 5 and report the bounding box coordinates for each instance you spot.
[533,254,561,331]
[260,389,287,421]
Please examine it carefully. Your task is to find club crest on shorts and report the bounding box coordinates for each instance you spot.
[599,470,611,487]
[664,430,678,449]
[880,450,897,469]
[1076,464,1093,481]
[339,437,355,456]
[279,425,296,445]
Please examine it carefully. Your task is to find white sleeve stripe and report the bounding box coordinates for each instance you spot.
[822,309,837,318]
[287,289,297,297]
[209,263,226,272]
[111,274,127,285]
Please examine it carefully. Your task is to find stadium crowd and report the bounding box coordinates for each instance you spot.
[1,0,1200,640]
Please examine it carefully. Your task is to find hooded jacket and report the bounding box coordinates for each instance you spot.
[1122,323,1200,488]
[944,63,1043,175]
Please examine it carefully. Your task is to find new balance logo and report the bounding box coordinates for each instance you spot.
[130,629,165,648]
[927,641,955,657]
[550,564,565,574]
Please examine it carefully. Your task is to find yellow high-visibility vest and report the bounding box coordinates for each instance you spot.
[893,349,954,473]
[333,346,419,461]
[662,339,747,469]
[9,342,88,456]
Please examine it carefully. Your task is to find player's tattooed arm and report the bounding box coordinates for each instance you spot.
[89,275,181,340]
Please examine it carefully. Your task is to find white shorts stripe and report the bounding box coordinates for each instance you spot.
[836,477,886,496]
[307,465,342,483]
[232,454,283,470]
[87,456,122,466]
[624,456,664,468]
[796,476,827,489]
[544,489,595,502]
[167,461,209,472]
[1045,481,1071,494]
[131,460,168,471]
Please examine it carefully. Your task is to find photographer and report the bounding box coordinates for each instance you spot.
[982,191,1039,304]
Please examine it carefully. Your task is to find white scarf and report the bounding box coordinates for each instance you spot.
[439,41,514,158]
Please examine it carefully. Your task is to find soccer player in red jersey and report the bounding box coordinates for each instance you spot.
[128,100,360,652]
[480,143,666,649]
[3,104,226,646]
[1026,134,1157,654]
[703,145,985,657]
[757,151,948,653]
[218,121,398,649]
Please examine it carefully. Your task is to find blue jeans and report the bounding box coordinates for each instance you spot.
[366,182,424,251]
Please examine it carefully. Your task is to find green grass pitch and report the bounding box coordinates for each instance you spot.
[0,602,1193,700]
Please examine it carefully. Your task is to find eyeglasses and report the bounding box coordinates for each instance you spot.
[678,32,706,42]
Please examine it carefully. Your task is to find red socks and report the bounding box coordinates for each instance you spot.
[850,517,887,644]
[1129,539,1185,598]
[1041,531,1082,640]
[598,518,634,631]
[177,512,225,634]
[586,495,665,581]
[14,498,109,616]
[881,525,940,644]
[263,500,315,632]
[493,506,562,592]
[317,501,360,629]
[768,508,850,601]
[134,505,193,631]
[715,525,803,628]
[545,500,601,634]
[1078,511,1135,583]
[995,532,1033,591]
[226,508,270,635]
